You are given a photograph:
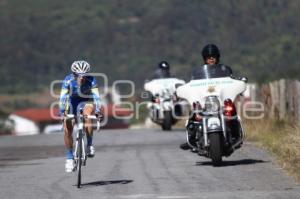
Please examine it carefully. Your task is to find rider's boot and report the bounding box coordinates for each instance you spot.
[180,121,197,150]
[229,119,241,142]
[180,142,191,150]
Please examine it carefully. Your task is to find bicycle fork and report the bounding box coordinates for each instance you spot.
[74,132,87,170]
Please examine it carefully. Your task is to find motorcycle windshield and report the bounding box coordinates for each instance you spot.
[191,64,232,80]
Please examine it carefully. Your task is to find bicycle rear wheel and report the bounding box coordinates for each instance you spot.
[77,131,83,188]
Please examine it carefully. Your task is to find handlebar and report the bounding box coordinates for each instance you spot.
[65,114,98,120]
[65,114,75,119]
[63,114,101,131]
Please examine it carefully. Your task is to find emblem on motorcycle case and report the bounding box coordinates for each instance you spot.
[207,86,216,93]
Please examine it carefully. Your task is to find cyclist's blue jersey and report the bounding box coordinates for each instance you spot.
[59,74,101,115]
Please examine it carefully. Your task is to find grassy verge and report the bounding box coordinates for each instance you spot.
[244,119,300,183]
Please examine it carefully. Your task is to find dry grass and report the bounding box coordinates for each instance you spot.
[245,119,300,183]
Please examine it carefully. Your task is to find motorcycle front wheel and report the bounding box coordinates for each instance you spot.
[162,111,172,131]
[77,132,83,188]
[209,133,223,166]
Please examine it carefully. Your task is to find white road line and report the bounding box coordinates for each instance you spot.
[118,194,191,199]
[119,194,156,198]
[157,196,191,199]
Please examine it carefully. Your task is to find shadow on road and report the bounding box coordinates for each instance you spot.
[80,179,133,188]
[196,159,269,167]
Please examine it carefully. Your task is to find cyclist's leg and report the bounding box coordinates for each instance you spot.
[83,103,95,157]
[64,102,76,172]
[64,118,74,158]
[65,100,77,158]
[84,103,95,134]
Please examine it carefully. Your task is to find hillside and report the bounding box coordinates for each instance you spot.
[0,0,299,93]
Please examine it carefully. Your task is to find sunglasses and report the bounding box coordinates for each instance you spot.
[206,56,217,60]
[73,73,88,80]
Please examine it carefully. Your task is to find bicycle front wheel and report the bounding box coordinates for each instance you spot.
[77,131,83,188]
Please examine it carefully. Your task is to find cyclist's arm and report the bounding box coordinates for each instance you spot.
[91,77,101,114]
[59,77,70,115]
[91,87,101,114]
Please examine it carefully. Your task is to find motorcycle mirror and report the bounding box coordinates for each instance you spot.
[175,83,183,89]
[240,77,248,83]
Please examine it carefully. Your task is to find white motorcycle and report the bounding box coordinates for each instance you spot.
[176,64,247,165]
[144,78,185,130]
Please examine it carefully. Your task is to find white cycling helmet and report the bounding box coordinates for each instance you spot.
[71,60,91,75]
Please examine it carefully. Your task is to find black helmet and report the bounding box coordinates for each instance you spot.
[202,44,220,62]
[158,61,170,70]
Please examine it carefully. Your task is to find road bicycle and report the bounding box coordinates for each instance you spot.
[65,112,100,188]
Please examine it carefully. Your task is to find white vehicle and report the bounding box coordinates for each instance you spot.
[144,78,185,130]
[44,124,63,134]
[176,64,247,165]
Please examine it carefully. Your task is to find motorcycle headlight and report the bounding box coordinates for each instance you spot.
[207,117,221,130]
[204,96,220,113]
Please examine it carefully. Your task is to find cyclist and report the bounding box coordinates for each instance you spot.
[60,60,101,172]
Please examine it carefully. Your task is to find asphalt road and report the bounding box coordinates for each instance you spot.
[0,129,299,199]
